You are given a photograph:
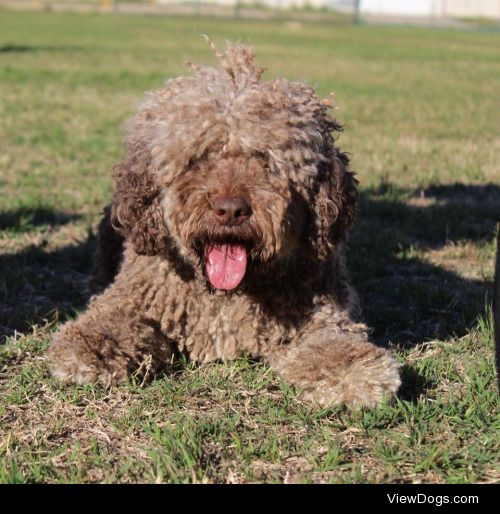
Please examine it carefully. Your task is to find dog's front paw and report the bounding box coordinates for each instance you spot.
[271,337,401,409]
[46,324,124,386]
[303,347,401,408]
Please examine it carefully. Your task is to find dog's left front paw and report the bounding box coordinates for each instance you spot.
[271,338,401,409]
[303,348,401,408]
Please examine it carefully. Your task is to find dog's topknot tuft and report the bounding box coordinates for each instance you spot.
[202,36,267,88]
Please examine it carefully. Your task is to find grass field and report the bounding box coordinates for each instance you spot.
[0,9,499,483]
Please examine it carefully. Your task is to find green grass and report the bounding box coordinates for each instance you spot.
[0,9,499,483]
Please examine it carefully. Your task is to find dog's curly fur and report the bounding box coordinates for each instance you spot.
[47,43,401,407]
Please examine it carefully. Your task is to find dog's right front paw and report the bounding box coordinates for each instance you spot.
[46,325,123,386]
[47,345,114,386]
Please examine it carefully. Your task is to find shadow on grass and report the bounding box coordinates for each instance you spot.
[0,208,93,341]
[397,364,436,402]
[0,207,81,232]
[350,182,499,349]
[0,44,81,54]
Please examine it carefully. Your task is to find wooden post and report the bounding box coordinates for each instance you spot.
[353,0,361,24]
[441,0,447,18]
[234,0,241,19]
[494,223,500,392]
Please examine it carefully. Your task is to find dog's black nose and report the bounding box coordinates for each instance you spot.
[212,196,251,226]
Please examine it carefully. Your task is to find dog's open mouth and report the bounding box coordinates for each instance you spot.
[204,243,248,290]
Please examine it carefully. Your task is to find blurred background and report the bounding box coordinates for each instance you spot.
[2,0,500,23]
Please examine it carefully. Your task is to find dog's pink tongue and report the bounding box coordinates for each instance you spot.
[205,244,247,290]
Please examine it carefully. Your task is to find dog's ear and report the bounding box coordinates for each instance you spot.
[310,151,358,260]
[110,157,170,256]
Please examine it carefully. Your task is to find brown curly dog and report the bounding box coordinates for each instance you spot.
[47,42,401,408]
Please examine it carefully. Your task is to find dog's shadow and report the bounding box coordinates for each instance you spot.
[351,183,497,346]
[1,185,498,400]
[349,183,498,400]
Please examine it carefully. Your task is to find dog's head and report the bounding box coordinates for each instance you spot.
[111,43,358,291]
